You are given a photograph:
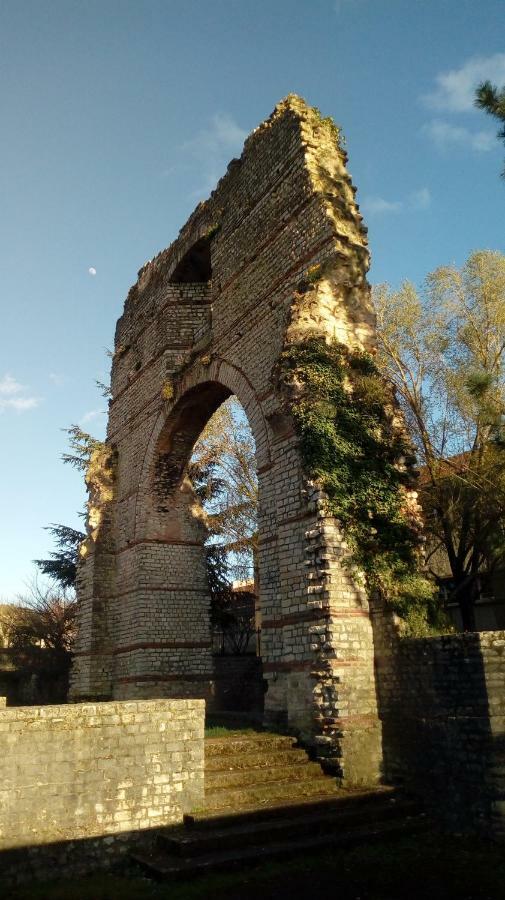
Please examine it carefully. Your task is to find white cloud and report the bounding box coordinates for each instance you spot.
[201,113,247,152]
[80,409,104,425]
[88,267,97,276]
[409,187,431,210]
[362,196,403,215]
[7,396,39,411]
[422,53,505,113]
[181,113,247,196]
[0,374,22,396]
[0,374,39,412]
[424,119,495,153]
[49,372,65,386]
[361,187,431,216]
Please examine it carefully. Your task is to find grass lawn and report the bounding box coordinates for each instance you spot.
[203,715,263,738]
[3,832,505,900]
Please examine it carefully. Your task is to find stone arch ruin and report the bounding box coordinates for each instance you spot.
[70,96,382,784]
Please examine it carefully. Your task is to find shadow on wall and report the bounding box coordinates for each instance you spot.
[0,648,70,706]
[371,608,505,840]
[0,825,159,888]
[0,698,205,887]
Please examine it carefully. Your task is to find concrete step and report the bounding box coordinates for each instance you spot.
[205,761,324,790]
[186,786,398,828]
[205,747,310,772]
[204,734,297,757]
[203,776,339,813]
[132,811,429,882]
[160,794,417,857]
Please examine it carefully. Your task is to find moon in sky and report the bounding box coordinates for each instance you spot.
[88,267,97,276]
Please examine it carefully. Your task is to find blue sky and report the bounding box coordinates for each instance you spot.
[1,0,504,598]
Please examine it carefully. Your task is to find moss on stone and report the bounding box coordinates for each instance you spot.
[161,380,174,401]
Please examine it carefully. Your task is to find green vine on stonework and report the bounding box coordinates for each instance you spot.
[203,222,221,241]
[306,263,323,284]
[278,338,443,635]
[312,107,345,149]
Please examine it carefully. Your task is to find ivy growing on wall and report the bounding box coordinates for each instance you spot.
[278,337,442,634]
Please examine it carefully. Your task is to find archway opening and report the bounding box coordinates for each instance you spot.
[188,396,263,719]
[169,235,212,284]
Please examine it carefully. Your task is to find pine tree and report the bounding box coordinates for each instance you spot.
[34,524,85,588]
[475,80,505,178]
[34,426,100,587]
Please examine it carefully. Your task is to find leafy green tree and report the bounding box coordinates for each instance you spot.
[374,250,505,630]
[189,397,258,583]
[475,80,505,177]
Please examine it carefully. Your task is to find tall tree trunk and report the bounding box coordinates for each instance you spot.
[458,578,477,632]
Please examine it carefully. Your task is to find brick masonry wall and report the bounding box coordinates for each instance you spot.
[373,618,505,839]
[70,95,382,786]
[0,697,204,875]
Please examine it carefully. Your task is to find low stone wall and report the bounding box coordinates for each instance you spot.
[375,627,505,839]
[0,697,204,882]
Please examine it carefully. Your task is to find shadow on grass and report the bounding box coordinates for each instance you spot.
[3,832,505,900]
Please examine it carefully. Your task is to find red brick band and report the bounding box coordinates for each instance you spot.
[263,660,313,672]
[121,584,208,597]
[115,673,211,684]
[262,607,370,629]
[313,713,378,729]
[113,640,211,656]
[262,609,329,629]
[263,658,364,673]
[118,538,204,553]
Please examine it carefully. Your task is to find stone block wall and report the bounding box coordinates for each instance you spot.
[0,698,204,879]
[374,623,505,839]
[70,95,382,787]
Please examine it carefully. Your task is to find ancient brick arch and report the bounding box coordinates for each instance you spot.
[70,96,382,784]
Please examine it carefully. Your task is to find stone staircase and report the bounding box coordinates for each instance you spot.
[132,731,427,881]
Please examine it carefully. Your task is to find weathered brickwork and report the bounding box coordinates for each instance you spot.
[0,698,204,878]
[372,614,505,840]
[70,95,381,785]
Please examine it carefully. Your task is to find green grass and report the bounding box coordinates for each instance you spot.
[4,832,505,900]
[204,713,264,738]
[204,725,257,738]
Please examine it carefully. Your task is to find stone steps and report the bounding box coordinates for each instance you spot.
[204,734,298,756]
[131,730,427,882]
[164,794,419,855]
[203,731,339,812]
[132,794,428,881]
[205,747,310,771]
[205,761,324,791]
[186,785,399,827]
[204,776,339,812]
